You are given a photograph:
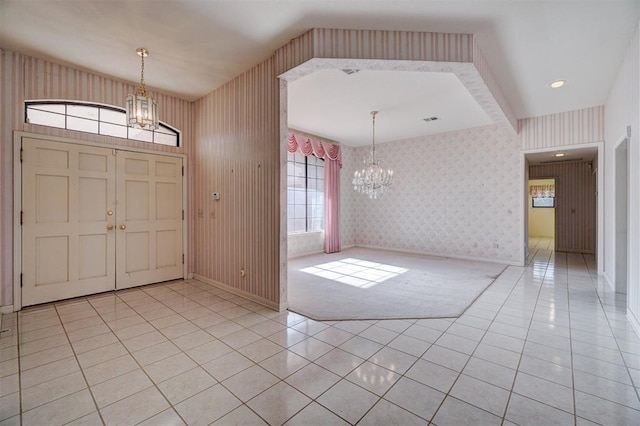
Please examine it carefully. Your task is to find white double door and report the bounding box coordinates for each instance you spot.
[21,137,184,306]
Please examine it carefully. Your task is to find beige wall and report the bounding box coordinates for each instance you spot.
[528,179,555,238]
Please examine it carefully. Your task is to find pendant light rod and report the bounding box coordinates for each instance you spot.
[371,111,378,162]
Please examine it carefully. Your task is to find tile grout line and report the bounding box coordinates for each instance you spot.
[577,253,640,412]
[499,247,552,424]
[53,298,107,426]
[105,283,204,425]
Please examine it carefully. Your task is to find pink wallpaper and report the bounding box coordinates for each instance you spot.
[519,106,605,149]
[2,27,518,309]
[193,58,282,305]
[343,125,523,264]
[311,28,474,62]
[0,49,195,307]
[194,28,516,308]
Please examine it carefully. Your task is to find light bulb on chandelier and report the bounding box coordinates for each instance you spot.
[352,111,394,199]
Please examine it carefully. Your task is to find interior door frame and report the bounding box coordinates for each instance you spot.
[13,131,188,310]
[521,141,604,275]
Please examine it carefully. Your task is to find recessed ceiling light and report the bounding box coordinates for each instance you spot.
[555,153,565,157]
[550,80,566,89]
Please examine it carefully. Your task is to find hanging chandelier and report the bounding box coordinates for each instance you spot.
[352,111,394,199]
[125,47,159,130]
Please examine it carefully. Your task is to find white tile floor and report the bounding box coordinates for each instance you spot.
[1,238,639,425]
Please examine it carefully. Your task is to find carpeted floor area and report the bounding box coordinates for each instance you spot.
[287,247,506,321]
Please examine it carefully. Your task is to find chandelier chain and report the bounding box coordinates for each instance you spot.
[140,53,145,87]
[371,111,376,161]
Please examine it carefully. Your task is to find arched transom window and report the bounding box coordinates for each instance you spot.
[25,100,180,147]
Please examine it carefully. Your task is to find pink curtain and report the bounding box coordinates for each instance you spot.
[288,132,342,253]
[323,158,341,253]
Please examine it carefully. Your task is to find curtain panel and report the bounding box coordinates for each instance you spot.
[288,132,342,253]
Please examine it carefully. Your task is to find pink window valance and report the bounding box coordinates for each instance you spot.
[530,184,555,198]
[287,132,342,168]
[287,131,342,254]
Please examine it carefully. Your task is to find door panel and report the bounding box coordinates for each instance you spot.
[22,137,184,306]
[115,151,183,289]
[22,138,116,306]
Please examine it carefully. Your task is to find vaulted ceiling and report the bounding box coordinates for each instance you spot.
[1,1,638,145]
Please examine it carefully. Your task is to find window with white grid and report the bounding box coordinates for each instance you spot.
[25,101,180,147]
[287,150,324,234]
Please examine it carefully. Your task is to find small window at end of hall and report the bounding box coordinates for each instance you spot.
[25,101,180,147]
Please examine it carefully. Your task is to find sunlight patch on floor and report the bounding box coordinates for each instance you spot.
[300,257,408,289]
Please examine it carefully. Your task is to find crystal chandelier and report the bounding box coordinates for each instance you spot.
[125,48,159,130]
[353,111,394,199]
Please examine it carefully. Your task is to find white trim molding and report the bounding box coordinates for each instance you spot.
[0,305,15,314]
[13,131,188,311]
[523,141,605,275]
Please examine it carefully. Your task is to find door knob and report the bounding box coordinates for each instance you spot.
[119,224,126,230]
[106,224,114,231]
[107,210,113,216]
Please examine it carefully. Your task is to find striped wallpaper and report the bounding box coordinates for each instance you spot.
[193,57,282,307]
[311,29,474,62]
[519,106,605,149]
[530,162,596,254]
[0,49,195,307]
[2,28,518,310]
[193,28,519,308]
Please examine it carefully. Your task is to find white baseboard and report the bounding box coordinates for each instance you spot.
[186,273,194,280]
[0,305,15,314]
[287,249,325,260]
[192,274,284,312]
[356,244,521,266]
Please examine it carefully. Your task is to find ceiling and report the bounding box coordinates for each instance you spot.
[1,1,638,144]
[288,69,494,146]
[526,147,598,166]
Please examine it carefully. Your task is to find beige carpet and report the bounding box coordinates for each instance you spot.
[287,247,506,321]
